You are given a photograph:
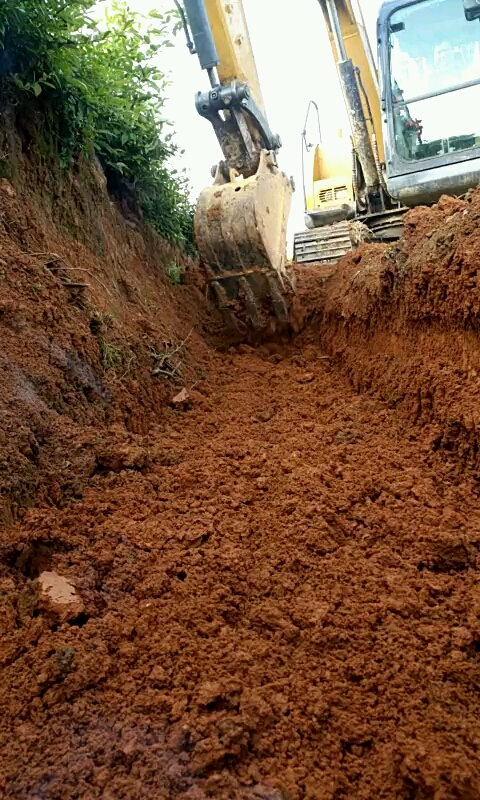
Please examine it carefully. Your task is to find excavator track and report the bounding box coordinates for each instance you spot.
[293,209,407,265]
[293,221,353,264]
[366,209,406,242]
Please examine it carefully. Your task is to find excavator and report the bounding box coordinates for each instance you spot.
[295,0,480,262]
[178,0,480,312]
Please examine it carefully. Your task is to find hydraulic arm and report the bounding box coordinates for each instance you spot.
[295,0,402,263]
[319,0,383,207]
[305,0,394,228]
[180,0,294,329]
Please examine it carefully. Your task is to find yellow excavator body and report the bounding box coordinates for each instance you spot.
[308,133,354,215]
[295,0,403,264]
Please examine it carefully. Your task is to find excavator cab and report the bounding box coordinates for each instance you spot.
[179,0,294,330]
[378,0,480,206]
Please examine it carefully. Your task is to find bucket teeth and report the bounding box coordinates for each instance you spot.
[266,274,289,323]
[239,277,262,330]
[211,280,229,309]
[211,280,243,333]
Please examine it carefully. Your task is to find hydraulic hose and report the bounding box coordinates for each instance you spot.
[173,0,196,55]
[301,100,322,213]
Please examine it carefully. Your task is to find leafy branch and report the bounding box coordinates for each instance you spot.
[0,0,195,253]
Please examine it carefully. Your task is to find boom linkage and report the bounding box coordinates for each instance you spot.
[179,0,294,331]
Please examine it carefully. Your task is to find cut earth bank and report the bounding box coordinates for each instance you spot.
[1,119,480,798]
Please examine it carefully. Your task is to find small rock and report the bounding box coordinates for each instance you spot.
[172,388,191,408]
[298,372,315,384]
[237,344,255,355]
[37,571,84,622]
[257,409,274,423]
[149,665,168,687]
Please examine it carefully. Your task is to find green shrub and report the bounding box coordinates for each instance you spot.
[0,0,196,254]
[100,340,122,371]
[164,260,184,285]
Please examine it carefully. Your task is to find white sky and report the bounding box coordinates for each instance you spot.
[112,0,384,250]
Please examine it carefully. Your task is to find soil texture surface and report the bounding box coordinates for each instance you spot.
[3,106,480,798]
[2,344,480,799]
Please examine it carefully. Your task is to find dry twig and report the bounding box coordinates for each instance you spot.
[21,251,113,298]
[150,329,193,379]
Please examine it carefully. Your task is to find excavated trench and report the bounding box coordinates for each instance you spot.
[3,343,480,800]
[2,126,480,797]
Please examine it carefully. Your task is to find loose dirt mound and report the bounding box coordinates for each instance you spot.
[292,191,480,475]
[2,346,480,799]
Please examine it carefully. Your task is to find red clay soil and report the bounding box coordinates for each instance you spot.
[291,191,480,473]
[3,108,480,797]
[2,342,480,799]
[0,159,222,525]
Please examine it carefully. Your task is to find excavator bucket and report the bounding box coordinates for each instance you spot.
[195,150,293,329]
